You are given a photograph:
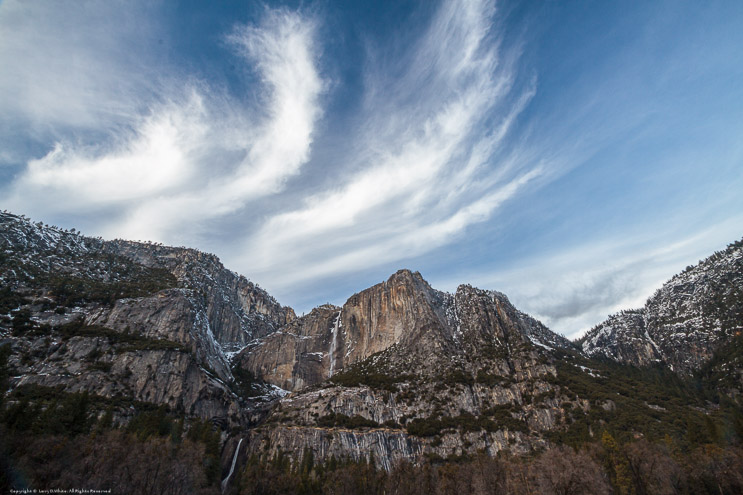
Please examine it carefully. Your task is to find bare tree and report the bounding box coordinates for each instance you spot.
[623,440,682,495]
[533,445,611,495]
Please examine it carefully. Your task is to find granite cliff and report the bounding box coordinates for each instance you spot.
[0,211,293,427]
[237,269,572,392]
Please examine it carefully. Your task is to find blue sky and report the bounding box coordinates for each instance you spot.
[1,0,742,339]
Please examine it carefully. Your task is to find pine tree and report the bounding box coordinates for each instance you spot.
[602,431,633,494]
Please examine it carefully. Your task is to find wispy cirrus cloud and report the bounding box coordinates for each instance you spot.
[3,5,324,243]
[0,0,164,140]
[239,0,541,287]
[448,215,743,339]
[2,0,545,290]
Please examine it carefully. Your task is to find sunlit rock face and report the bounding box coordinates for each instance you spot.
[237,268,575,391]
[338,270,450,364]
[239,268,582,464]
[235,269,450,391]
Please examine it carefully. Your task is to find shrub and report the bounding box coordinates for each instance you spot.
[330,353,413,391]
[318,413,379,429]
[56,319,186,353]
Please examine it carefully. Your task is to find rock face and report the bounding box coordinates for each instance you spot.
[103,240,295,350]
[10,331,241,423]
[238,270,455,391]
[0,213,294,348]
[579,310,662,368]
[86,289,231,377]
[338,270,451,366]
[0,212,294,427]
[581,239,743,375]
[245,424,542,472]
[239,270,575,391]
[234,304,340,392]
[241,273,580,464]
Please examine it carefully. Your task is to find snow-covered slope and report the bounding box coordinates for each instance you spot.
[581,238,743,375]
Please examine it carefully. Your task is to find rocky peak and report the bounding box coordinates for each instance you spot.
[581,238,743,375]
[579,310,661,368]
[238,268,574,391]
[453,285,524,347]
[104,239,295,349]
[339,269,450,363]
[236,269,451,391]
[0,211,295,354]
[451,284,574,354]
[244,277,578,468]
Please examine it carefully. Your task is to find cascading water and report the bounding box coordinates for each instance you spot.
[328,309,341,377]
[221,437,243,493]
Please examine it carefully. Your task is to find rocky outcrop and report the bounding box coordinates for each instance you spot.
[105,240,295,349]
[235,305,339,391]
[0,211,293,427]
[0,211,294,351]
[86,289,232,379]
[244,425,543,471]
[239,270,576,391]
[246,426,425,471]
[339,270,452,365]
[581,239,743,375]
[579,310,662,368]
[245,276,579,465]
[7,329,243,425]
[239,270,456,390]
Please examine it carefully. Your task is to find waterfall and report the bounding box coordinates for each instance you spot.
[328,309,341,377]
[221,438,243,493]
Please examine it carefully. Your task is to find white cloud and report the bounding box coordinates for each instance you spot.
[3,0,546,286]
[3,6,325,243]
[0,0,163,134]
[450,216,743,339]
[238,0,540,287]
[18,94,206,205]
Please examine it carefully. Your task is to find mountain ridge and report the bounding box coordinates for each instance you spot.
[2,209,743,493]
[0,210,295,427]
[581,237,743,376]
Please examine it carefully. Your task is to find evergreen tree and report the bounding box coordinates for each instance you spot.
[602,430,633,494]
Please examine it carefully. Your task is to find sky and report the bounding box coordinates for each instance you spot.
[1,0,742,339]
